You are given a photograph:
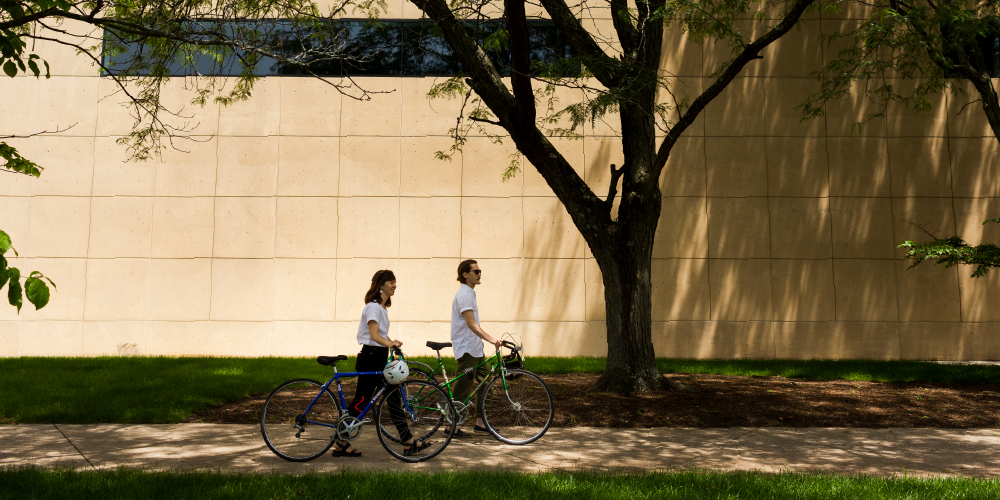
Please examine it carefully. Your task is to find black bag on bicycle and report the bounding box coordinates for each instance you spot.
[503,349,524,371]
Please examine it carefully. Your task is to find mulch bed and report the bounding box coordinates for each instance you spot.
[188,373,1000,428]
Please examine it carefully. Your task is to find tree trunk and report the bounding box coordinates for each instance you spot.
[591,246,662,393]
[975,79,1000,145]
[589,183,684,394]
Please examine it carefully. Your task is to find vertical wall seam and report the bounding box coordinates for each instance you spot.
[519,147,525,333]
[944,83,964,325]
[79,76,99,355]
[143,160,156,355]
[334,83,343,324]
[16,71,44,356]
[271,79,282,355]
[819,17,838,345]
[882,106,903,348]
[763,130,776,329]
[397,77,404,325]
[207,91,222,325]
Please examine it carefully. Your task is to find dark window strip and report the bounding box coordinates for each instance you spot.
[102,19,580,78]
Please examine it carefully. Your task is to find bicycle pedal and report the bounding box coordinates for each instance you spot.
[361,418,372,424]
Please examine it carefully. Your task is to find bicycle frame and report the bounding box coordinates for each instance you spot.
[296,366,412,428]
[425,350,509,404]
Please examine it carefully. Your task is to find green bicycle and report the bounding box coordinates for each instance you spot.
[405,339,554,445]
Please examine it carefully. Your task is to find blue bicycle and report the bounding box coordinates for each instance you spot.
[260,350,457,463]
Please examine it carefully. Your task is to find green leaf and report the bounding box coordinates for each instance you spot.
[27,59,39,77]
[29,271,56,290]
[0,229,10,254]
[25,277,50,310]
[7,267,21,313]
[0,254,7,290]
[3,61,16,78]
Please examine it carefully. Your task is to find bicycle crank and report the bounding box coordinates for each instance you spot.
[335,416,363,442]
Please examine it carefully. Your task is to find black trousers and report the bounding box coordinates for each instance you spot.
[348,345,412,442]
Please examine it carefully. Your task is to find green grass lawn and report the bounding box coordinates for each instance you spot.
[1,356,998,424]
[0,468,995,500]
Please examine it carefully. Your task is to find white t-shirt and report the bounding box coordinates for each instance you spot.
[451,284,484,359]
[357,301,389,347]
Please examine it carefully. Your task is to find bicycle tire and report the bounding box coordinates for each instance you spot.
[405,361,436,381]
[260,378,341,462]
[407,367,438,385]
[378,370,440,444]
[375,379,456,463]
[479,369,554,445]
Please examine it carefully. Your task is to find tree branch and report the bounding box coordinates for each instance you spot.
[410,0,609,231]
[537,0,620,87]
[0,123,77,139]
[606,162,626,209]
[468,115,503,126]
[609,0,639,52]
[506,0,535,128]
[0,7,59,31]
[654,0,818,175]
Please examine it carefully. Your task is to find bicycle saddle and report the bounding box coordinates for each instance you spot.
[426,341,452,351]
[316,355,348,366]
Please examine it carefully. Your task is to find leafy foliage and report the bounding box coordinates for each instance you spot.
[2,0,391,163]
[0,141,43,177]
[900,219,1000,278]
[0,230,55,313]
[799,0,1000,135]
[2,0,393,312]
[427,0,830,176]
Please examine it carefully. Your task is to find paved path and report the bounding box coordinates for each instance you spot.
[2,425,999,477]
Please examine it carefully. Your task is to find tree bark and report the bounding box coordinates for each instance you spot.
[972,79,1000,145]
[589,197,670,393]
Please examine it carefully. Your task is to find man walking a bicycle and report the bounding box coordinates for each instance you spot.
[450,259,502,437]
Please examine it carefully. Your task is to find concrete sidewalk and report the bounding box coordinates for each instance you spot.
[2,425,999,477]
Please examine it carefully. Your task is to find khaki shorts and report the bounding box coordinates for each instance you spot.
[452,353,491,403]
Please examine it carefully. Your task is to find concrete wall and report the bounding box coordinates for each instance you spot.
[1,2,999,359]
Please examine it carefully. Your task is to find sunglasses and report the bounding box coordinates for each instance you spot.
[472,270,482,276]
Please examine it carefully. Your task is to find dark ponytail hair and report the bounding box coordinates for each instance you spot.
[364,269,396,307]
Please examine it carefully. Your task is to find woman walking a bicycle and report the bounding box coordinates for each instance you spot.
[449,259,502,438]
[333,269,433,457]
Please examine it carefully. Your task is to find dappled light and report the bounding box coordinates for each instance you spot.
[3,424,999,477]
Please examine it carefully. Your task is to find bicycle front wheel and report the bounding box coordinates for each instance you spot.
[405,361,436,383]
[479,369,554,445]
[376,379,456,462]
[260,378,341,462]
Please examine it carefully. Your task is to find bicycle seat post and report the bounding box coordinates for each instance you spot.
[441,354,449,380]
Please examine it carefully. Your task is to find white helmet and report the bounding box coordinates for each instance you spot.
[383,360,409,385]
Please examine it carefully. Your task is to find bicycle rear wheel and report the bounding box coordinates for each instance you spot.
[479,369,554,445]
[376,379,456,462]
[260,378,341,462]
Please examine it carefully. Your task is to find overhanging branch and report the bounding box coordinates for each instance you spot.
[654,0,818,175]
[537,0,620,87]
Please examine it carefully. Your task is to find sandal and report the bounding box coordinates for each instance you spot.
[402,438,433,456]
[331,441,362,458]
[444,428,470,438]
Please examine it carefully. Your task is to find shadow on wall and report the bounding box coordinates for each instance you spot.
[514,11,995,360]
[586,14,997,360]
